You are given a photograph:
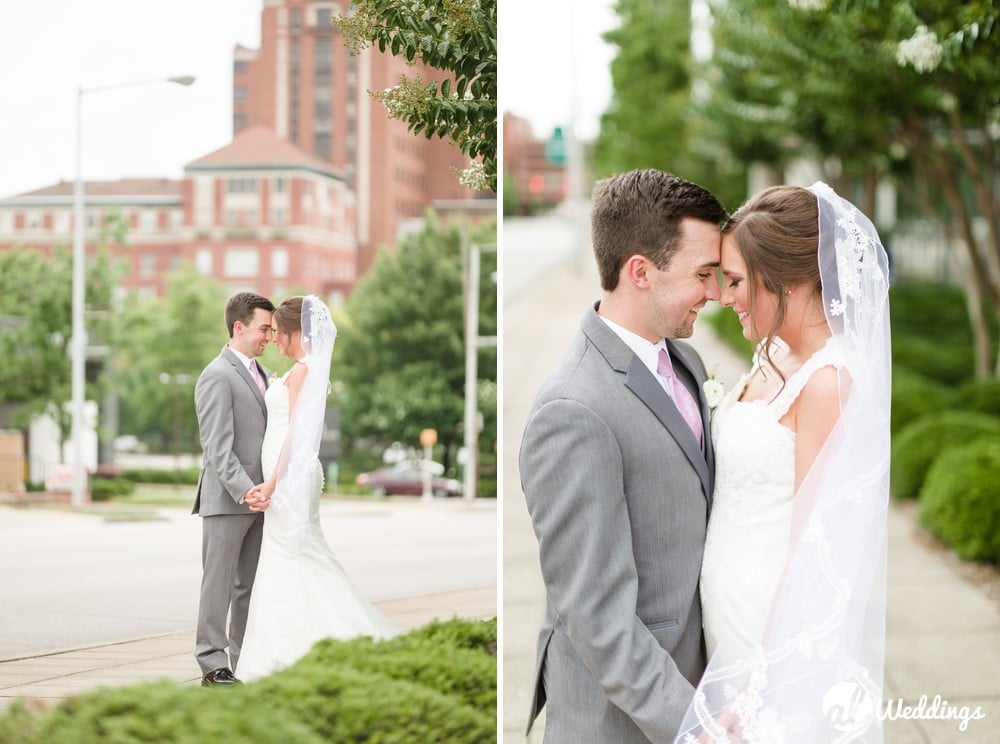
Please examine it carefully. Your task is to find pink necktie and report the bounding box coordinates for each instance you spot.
[657,349,703,446]
[250,362,266,397]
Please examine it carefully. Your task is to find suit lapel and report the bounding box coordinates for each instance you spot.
[582,308,712,504]
[222,346,267,416]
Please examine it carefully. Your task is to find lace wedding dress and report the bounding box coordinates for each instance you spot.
[237,369,395,682]
[700,337,845,657]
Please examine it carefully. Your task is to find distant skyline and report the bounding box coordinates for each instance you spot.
[0,1,262,200]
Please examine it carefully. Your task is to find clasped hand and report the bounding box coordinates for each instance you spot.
[245,483,274,512]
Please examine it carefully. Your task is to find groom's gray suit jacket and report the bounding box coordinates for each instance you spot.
[193,346,270,516]
[520,306,714,744]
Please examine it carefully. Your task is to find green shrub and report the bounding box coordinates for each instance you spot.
[952,377,1000,417]
[0,617,496,744]
[890,367,952,435]
[892,335,974,386]
[89,477,136,502]
[889,280,974,342]
[919,437,1000,564]
[891,411,1000,499]
[122,468,200,486]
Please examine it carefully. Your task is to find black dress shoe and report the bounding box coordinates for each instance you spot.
[201,667,241,686]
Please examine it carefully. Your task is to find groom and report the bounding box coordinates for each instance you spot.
[521,169,727,742]
[192,291,275,686]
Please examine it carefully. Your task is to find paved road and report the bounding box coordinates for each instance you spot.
[0,497,496,661]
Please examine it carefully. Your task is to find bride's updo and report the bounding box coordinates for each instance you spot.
[273,296,303,335]
[724,185,823,352]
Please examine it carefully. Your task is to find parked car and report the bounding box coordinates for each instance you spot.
[355,461,461,498]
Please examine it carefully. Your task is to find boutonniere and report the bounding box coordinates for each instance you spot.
[268,372,278,386]
[703,365,725,409]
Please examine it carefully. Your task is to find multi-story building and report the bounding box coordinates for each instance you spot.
[503,112,566,212]
[234,0,483,273]
[0,125,357,304]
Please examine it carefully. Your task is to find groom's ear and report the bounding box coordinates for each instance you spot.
[624,254,651,289]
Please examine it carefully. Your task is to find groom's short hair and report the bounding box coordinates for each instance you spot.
[591,169,727,291]
[225,292,275,337]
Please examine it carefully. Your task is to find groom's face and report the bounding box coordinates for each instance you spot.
[645,218,721,339]
[234,308,274,358]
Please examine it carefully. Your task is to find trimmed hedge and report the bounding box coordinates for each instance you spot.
[952,377,1000,418]
[890,367,952,436]
[892,334,974,386]
[122,468,200,486]
[89,477,136,502]
[890,411,1000,499]
[0,617,496,744]
[919,438,1000,564]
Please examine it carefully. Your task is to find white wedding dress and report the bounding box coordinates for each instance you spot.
[237,371,396,682]
[700,337,845,657]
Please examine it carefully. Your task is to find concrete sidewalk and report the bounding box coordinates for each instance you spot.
[503,252,1000,742]
[0,586,495,713]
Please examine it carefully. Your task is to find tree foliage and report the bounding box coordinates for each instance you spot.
[0,216,124,455]
[114,265,230,452]
[699,0,1000,372]
[592,0,746,208]
[333,213,497,462]
[335,0,497,191]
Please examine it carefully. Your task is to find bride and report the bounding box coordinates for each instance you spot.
[237,295,395,682]
[678,184,891,742]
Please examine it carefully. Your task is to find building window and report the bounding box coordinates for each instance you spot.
[316,38,331,62]
[234,113,246,131]
[272,248,289,278]
[228,177,256,193]
[291,38,300,61]
[224,248,259,277]
[315,133,331,160]
[274,177,285,193]
[274,207,286,226]
[234,86,246,102]
[139,253,156,278]
[291,8,301,31]
[195,248,213,276]
[315,68,330,87]
[315,8,333,28]
[234,60,246,75]
[315,100,330,121]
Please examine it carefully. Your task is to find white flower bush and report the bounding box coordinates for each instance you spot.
[896,25,943,73]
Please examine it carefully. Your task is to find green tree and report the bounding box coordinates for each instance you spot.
[114,265,229,452]
[334,213,497,466]
[698,0,1000,372]
[335,0,497,191]
[592,0,746,207]
[0,217,124,458]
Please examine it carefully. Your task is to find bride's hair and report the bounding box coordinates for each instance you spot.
[273,296,304,335]
[724,186,823,383]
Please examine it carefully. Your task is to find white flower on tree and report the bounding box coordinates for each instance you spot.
[896,25,944,73]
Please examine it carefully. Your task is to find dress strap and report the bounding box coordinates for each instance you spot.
[769,338,846,420]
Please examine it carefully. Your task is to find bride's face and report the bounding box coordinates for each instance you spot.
[275,327,302,358]
[720,235,777,340]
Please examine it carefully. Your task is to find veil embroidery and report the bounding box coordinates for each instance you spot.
[677,183,891,743]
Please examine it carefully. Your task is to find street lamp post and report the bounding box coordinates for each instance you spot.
[70,75,195,509]
[463,238,498,501]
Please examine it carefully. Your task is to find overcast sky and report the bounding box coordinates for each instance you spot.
[499,0,618,142]
[0,1,262,199]
[0,1,624,200]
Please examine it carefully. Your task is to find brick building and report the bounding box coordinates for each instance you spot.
[0,126,357,304]
[503,112,566,212]
[234,0,485,273]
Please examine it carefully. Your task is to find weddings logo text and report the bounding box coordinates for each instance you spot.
[822,681,986,733]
